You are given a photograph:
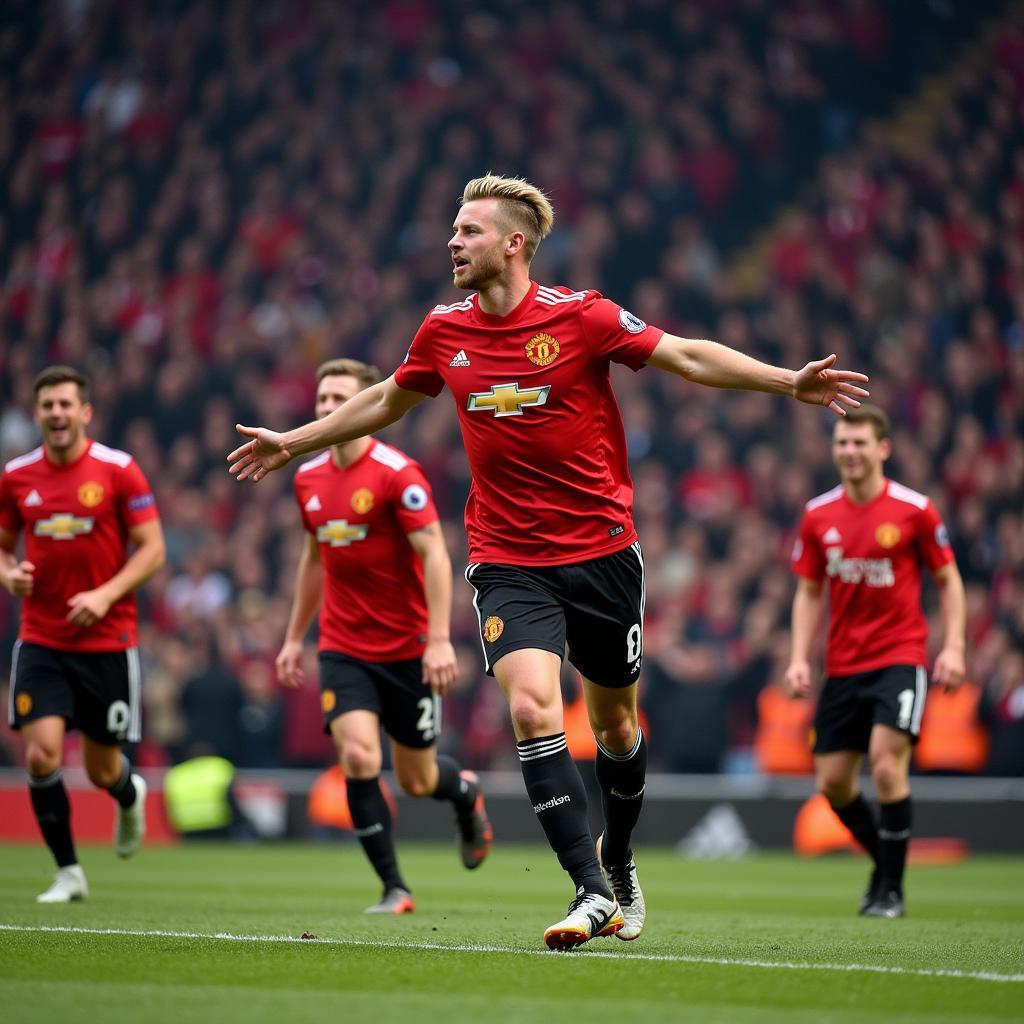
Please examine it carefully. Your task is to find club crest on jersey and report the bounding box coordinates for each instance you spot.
[16,693,32,716]
[351,488,375,515]
[483,616,504,643]
[34,513,95,540]
[77,481,104,508]
[317,519,369,547]
[525,333,560,366]
[875,523,901,548]
[467,382,551,417]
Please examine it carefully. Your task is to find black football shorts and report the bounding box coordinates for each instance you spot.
[464,541,646,689]
[8,640,142,745]
[813,663,928,753]
[318,650,439,749]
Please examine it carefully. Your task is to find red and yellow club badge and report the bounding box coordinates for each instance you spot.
[321,691,337,713]
[525,333,560,366]
[483,616,504,643]
[351,488,375,515]
[16,693,32,716]
[77,481,104,508]
[875,523,901,549]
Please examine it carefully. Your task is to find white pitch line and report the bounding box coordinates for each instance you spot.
[0,923,1021,984]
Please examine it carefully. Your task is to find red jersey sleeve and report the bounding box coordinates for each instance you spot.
[915,501,955,573]
[390,463,439,534]
[791,513,825,580]
[0,472,22,535]
[578,292,664,370]
[394,314,445,397]
[116,460,159,527]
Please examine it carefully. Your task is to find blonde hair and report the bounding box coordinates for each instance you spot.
[315,358,381,390]
[461,173,554,261]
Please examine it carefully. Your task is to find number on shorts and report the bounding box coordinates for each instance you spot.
[106,700,131,740]
[896,688,915,730]
[416,697,436,742]
[626,623,643,664]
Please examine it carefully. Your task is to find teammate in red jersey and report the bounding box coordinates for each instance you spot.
[275,358,491,915]
[229,174,869,948]
[0,365,165,903]
[786,404,966,918]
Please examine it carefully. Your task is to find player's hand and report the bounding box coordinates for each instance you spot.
[275,640,305,688]
[422,639,457,695]
[793,354,870,417]
[66,588,112,628]
[3,560,35,598]
[228,426,293,482]
[932,647,966,693]
[785,660,813,699]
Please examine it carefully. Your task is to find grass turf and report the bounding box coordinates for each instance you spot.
[1,841,1022,1024]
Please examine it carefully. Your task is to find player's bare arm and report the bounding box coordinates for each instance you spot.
[0,526,35,598]
[276,535,323,688]
[931,561,967,692]
[406,521,457,695]
[646,336,870,416]
[65,518,166,628]
[786,576,825,698]
[229,375,427,482]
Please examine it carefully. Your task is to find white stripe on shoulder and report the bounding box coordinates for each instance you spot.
[805,485,845,512]
[429,298,474,317]
[296,452,331,473]
[887,480,929,510]
[88,442,133,468]
[535,285,586,306]
[4,447,44,473]
[370,443,408,471]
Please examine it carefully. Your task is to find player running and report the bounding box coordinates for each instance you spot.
[276,358,492,915]
[229,174,869,948]
[786,404,966,918]
[1,365,165,902]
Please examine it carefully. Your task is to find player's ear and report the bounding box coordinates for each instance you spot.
[81,402,94,426]
[506,231,526,257]
[879,436,892,461]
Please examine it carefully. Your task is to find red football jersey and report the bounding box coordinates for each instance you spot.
[0,441,160,652]
[791,479,955,676]
[293,439,438,662]
[394,282,663,565]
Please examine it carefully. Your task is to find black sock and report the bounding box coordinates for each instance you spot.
[345,777,407,893]
[595,728,647,866]
[29,769,77,868]
[106,753,137,809]
[878,796,912,896]
[517,733,607,895]
[831,792,881,867]
[430,754,475,814]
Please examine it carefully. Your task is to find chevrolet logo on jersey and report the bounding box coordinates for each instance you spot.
[317,519,369,547]
[34,513,95,540]
[467,382,551,417]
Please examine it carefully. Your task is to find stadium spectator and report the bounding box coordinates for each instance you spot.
[786,405,967,920]
[0,365,165,902]
[228,173,867,950]
[274,357,492,915]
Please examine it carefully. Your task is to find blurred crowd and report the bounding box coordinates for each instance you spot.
[1,0,1022,777]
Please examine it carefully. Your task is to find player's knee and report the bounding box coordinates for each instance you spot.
[85,762,120,789]
[25,742,60,777]
[818,776,855,807]
[395,770,433,798]
[508,694,558,738]
[339,747,381,779]
[870,756,905,798]
[591,713,637,753]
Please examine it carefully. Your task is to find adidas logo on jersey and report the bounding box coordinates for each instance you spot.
[823,527,842,543]
[449,349,471,367]
[305,495,322,512]
[25,489,43,507]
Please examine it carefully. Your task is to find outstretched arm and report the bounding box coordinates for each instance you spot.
[229,374,428,482]
[646,335,869,416]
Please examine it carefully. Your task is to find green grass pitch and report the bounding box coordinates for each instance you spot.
[1,841,1022,1023]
